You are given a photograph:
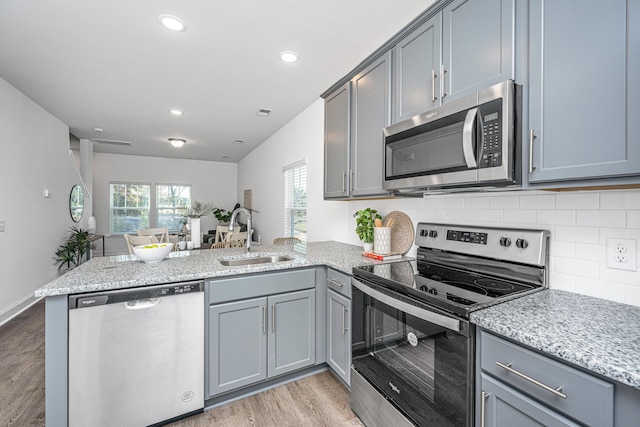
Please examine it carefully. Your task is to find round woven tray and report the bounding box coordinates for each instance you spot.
[382,211,414,255]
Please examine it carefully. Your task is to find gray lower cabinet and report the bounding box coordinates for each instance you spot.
[209,289,315,396]
[480,373,579,427]
[327,289,350,386]
[526,0,640,185]
[478,330,614,427]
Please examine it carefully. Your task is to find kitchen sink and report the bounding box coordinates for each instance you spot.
[219,255,293,267]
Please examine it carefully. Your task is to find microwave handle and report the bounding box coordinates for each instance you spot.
[462,108,479,169]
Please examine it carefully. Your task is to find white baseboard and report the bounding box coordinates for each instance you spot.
[0,293,43,327]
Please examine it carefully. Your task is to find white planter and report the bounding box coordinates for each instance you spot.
[363,241,373,252]
[190,218,201,248]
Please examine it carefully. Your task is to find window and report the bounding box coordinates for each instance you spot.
[156,185,191,232]
[110,183,151,234]
[109,183,191,234]
[283,160,307,242]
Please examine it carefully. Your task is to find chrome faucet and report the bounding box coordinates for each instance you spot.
[228,207,252,253]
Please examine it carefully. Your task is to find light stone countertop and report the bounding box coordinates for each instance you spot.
[36,241,399,297]
[470,289,640,390]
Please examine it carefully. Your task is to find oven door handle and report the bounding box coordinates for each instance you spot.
[352,279,461,332]
[462,107,479,169]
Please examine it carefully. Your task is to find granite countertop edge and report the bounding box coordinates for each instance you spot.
[470,289,640,390]
[35,241,412,298]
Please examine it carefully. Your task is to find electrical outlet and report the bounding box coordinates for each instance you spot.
[606,238,637,271]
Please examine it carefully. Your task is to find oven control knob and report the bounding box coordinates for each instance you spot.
[499,237,512,247]
[428,230,438,238]
[516,238,529,249]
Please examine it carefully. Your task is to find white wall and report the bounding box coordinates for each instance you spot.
[238,98,640,307]
[0,77,76,324]
[92,153,238,254]
[237,99,348,245]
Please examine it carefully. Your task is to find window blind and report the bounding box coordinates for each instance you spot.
[283,160,307,242]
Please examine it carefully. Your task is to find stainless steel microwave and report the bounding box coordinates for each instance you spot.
[383,80,521,193]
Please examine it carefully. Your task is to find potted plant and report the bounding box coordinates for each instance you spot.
[213,203,241,224]
[353,208,381,251]
[54,226,94,272]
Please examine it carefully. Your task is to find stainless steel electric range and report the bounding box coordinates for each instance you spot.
[350,222,550,427]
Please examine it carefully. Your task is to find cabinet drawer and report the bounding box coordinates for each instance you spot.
[480,331,613,427]
[326,268,351,298]
[209,269,315,304]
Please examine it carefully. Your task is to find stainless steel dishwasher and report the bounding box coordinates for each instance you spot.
[68,281,204,427]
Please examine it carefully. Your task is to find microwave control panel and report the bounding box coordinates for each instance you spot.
[480,99,503,169]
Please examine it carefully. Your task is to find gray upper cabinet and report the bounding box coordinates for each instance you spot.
[394,15,441,122]
[324,82,350,198]
[393,0,515,123]
[527,0,640,185]
[324,53,391,199]
[441,0,515,102]
[350,52,392,197]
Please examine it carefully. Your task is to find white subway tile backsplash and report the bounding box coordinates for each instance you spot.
[476,209,504,223]
[576,210,626,228]
[548,272,576,292]
[504,209,535,224]
[537,210,575,226]
[464,196,491,209]
[554,226,599,244]
[575,277,625,303]
[574,243,605,262]
[627,211,640,229]
[519,193,555,210]
[555,192,600,210]
[624,285,640,306]
[600,190,640,209]
[598,263,640,286]
[489,195,519,209]
[549,241,575,258]
[443,198,465,209]
[554,257,599,278]
[453,209,477,222]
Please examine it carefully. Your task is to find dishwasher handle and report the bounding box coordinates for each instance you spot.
[125,299,161,310]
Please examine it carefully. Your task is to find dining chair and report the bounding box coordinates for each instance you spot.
[273,237,302,245]
[124,234,159,255]
[137,227,169,243]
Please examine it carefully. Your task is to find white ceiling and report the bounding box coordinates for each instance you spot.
[0,0,434,162]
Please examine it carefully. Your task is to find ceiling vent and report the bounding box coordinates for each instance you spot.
[256,108,272,117]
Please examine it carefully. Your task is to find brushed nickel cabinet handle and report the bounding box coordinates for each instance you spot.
[480,391,489,427]
[431,69,438,102]
[342,307,349,335]
[350,170,354,192]
[327,278,344,288]
[529,129,537,174]
[271,304,275,333]
[496,361,567,399]
[440,64,446,99]
[342,171,346,192]
[262,306,266,334]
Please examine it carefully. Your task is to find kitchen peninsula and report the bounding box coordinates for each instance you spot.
[37,241,394,426]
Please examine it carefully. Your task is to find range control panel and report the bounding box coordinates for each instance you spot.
[416,222,549,266]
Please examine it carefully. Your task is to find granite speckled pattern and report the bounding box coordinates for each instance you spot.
[470,289,640,390]
[36,241,402,297]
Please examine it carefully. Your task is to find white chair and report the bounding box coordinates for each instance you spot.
[225,230,253,243]
[138,227,169,243]
[124,234,159,255]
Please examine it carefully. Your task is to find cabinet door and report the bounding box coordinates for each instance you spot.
[208,297,267,396]
[442,0,515,102]
[268,289,316,377]
[394,14,442,122]
[324,82,351,198]
[327,289,350,385]
[480,374,579,427]
[351,52,391,197]
[527,0,640,183]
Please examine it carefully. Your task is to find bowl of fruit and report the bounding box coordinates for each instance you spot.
[132,243,174,263]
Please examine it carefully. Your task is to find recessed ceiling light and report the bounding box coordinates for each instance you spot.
[233,139,244,144]
[168,138,186,148]
[159,14,186,32]
[93,127,104,133]
[170,109,184,116]
[256,108,272,117]
[280,51,299,63]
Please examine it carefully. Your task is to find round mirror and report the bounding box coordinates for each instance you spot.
[69,185,84,223]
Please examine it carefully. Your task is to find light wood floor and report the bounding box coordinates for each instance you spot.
[0,300,363,427]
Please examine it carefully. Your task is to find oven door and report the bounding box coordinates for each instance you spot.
[351,277,474,427]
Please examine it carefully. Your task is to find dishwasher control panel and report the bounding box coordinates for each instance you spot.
[69,281,204,309]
